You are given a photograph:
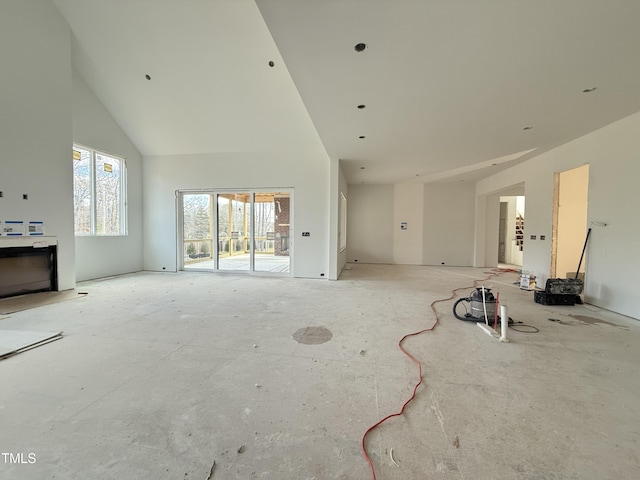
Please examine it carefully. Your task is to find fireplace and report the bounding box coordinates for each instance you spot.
[0,239,58,299]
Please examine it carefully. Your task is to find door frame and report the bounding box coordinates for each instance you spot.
[550,165,589,278]
[176,187,293,275]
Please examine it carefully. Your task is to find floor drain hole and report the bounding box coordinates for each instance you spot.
[293,326,333,345]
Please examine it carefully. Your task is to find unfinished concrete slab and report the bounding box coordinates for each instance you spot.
[0,264,638,479]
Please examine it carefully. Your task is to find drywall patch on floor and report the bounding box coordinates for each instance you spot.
[0,290,87,314]
[292,326,332,344]
[0,330,63,360]
[570,315,629,330]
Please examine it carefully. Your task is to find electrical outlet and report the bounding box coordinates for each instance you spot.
[302,232,310,237]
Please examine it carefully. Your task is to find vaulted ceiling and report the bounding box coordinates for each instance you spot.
[53,0,640,184]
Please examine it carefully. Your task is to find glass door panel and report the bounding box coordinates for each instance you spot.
[182,193,215,270]
[180,190,291,274]
[218,193,251,271]
[254,193,290,273]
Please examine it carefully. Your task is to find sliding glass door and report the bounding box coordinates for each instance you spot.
[254,193,290,272]
[217,193,251,271]
[182,193,215,269]
[180,190,291,274]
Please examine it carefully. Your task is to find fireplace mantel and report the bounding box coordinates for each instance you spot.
[0,236,58,248]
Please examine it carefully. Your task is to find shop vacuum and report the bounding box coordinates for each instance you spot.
[453,287,497,322]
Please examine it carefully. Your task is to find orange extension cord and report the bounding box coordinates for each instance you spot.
[360,268,518,479]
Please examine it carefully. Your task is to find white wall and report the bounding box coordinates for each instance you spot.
[477,111,640,319]
[422,183,475,266]
[0,0,75,290]
[143,150,330,279]
[347,185,394,264]
[328,157,348,280]
[346,181,476,267]
[337,162,348,276]
[72,70,144,281]
[393,183,423,264]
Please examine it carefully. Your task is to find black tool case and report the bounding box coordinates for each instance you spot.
[534,278,583,306]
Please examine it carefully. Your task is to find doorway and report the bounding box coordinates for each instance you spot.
[498,195,525,267]
[551,165,589,279]
[179,190,292,274]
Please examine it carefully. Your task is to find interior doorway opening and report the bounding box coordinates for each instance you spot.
[179,190,292,274]
[498,195,525,267]
[551,165,589,279]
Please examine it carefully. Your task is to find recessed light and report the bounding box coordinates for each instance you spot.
[145,74,151,80]
[357,104,366,109]
[523,126,533,130]
[358,135,366,139]
[582,87,597,93]
[354,43,367,52]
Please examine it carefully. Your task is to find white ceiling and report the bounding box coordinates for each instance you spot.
[52,0,324,158]
[53,0,640,185]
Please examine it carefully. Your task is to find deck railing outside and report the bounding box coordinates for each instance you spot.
[184,237,275,264]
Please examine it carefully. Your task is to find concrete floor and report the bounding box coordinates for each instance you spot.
[0,264,638,479]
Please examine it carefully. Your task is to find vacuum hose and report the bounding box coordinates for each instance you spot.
[452,296,475,321]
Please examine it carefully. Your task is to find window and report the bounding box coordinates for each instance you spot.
[339,192,347,252]
[73,145,127,235]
